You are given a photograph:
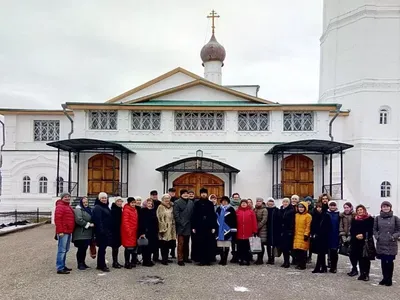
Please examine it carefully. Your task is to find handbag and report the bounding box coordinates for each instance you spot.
[273,246,282,258]
[249,236,262,253]
[339,241,351,257]
[90,240,97,259]
[137,236,149,247]
[362,233,376,260]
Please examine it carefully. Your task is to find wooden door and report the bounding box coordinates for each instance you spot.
[173,173,224,199]
[282,154,313,198]
[88,154,119,196]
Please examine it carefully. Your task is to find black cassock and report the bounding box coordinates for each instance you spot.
[191,199,218,264]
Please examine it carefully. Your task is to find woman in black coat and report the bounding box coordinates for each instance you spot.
[138,200,159,267]
[92,193,113,272]
[110,197,123,268]
[279,198,295,268]
[266,198,281,265]
[349,204,375,281]
[310,202,331,273]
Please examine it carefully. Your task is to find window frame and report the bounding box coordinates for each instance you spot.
[174,111,225,131]
[23,176,31,194]
[39,176,48,194]
[88,110,118,130]
[283,111,314,132]
[380,181,391,198]
[379,108,389,125]
[237,111,270,131]
[33,120,60,141]
[57,177,64,194]
[131,111,161,130]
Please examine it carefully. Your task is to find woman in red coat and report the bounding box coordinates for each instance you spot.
[236,199,258,265]
[121,198,139,269]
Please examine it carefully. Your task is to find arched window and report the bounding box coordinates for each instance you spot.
[380,181,391,197]
[39,176,48,194]
[57,177,64,194]
[23,176,31,193]
[379,108,389,124]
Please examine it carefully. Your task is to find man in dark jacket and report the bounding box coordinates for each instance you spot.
[54,192,75,274]
[191,188,218,266]
[110,197,123,268]
[149,190,161,210]
[327,201,340,273]
[173,189,194,266]
[266,198,280,265]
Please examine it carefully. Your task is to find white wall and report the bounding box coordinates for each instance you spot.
[225,86,259,97]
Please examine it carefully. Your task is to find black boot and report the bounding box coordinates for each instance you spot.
[386,261,394,286]
[348,267,358,277]
[379,261,388,285]
[112,247,122,268]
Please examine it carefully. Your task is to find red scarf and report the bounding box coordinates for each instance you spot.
[355,208,369,220]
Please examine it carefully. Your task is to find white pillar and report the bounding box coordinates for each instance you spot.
[203,61,223,85]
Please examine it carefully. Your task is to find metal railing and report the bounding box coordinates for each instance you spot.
[323,183,342,200]
[0,209,52,227]
[272,184,282,199]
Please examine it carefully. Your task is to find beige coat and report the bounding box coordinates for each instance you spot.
[157,202,177,241]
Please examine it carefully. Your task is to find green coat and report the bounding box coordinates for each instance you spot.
[72,207,93,241]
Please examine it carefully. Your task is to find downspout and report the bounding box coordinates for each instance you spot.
[329,104,342,141]
[62,104,73,139]
[0,119,4,168]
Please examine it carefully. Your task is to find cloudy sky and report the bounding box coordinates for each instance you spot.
[0,0,322,109]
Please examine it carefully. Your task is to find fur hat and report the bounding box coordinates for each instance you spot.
[199,187,208,194]
[381,201,392,208]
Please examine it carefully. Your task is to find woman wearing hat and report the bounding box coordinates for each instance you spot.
[216,196,237,265]
[121,197,139,269]
[279,198,295,268]
[374,201,400,286]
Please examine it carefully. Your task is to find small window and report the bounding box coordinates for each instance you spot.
[238,112,269,131]
[131,111,161,130]
[23,176,31,193]
[39,176,48,194]
[380,181,391,197]
[34,120,60,141]
[89,110,118,130]
[379,109,388,125]
[57,177,64,194]
[283,111,314,131]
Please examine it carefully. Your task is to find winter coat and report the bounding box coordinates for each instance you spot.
[236,206,257,240]
[92,200,113,246]
[339,212,354,237]
[350,216,374,256]
[266,207,280,247]
[173,198,194,236]
[279,205,295,252]
[254,206,268,243]
[138,207,159,241]
[121,204,139,248]
[293,202,312,251]
[192,199,218,233]
[216,205,237,241]
[72,206,93,241]
[310,210,331,254]
[54,199,75,234]
[110,203,122,247]
[157,202,176,241]
[373,211,400,256]
[327,209,340,249]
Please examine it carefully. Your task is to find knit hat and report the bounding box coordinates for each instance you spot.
[60,192,71,200]
[221,196,230,204]
[304,196,313,202]
[240,199,248,205]
[343,202,353,208]
[127,197,135,204]
[381,201,392,208]
[329,201,337,207]
[199,187,208,194]
[209,194,217,200]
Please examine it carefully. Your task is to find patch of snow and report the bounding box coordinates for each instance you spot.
[286,272,301,275]
[0,223,36,233]
[234,286,249,292]
[98,273,106,276]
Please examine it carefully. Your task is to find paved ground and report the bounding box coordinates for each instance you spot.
[0,225,399,300]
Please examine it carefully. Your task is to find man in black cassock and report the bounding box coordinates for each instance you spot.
[191,188,218,266]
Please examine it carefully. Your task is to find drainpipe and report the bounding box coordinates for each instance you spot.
[0,119,4,168]
[62,104,73,139]
[329,104,342,141]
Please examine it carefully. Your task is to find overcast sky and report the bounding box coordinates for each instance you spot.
[0,0,322,109]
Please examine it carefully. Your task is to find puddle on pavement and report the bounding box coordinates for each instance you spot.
[138,275,165,285]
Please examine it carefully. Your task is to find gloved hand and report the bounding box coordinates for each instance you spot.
[304,235,309,242]
[341,236,347,243]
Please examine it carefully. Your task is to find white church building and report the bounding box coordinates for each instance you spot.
[0,1,399,216]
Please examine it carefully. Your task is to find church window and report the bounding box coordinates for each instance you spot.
[380,181,391,197]
[39,176,48,194]
[238,112,269,131]
[379,109,388,124]
[23,176,31,193]
[33,120,60,141]
[89,110,118,130]
[175,111,224,131]
[131,111,161,130]
[283,111,314,131]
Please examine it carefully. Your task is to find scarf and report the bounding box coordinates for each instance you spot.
[380,211,393,218]
[217,205,231,241]
[80,198,92,216]
[355,209,370,220]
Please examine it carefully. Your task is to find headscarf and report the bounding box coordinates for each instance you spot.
[79,197,92,216]
[355,204,369,220]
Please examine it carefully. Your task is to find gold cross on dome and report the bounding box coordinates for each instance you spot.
[207,10,220,35]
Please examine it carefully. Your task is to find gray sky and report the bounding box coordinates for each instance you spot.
[0,0,322,109]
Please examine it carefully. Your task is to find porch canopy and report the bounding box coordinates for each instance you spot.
[47,138,134,197]
[156,156,240,195]
[266,139,353,200]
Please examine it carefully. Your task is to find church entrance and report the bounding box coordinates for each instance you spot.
[282,154,314,198]
[88,154,120,196]
[173,173,224,199]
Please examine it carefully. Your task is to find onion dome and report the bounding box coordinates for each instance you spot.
[200,34,226,66]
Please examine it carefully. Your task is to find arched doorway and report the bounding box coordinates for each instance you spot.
[173,173,224,199]
[282,154,314,198]
[88,154,120,196]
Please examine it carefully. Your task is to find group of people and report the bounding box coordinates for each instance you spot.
[54,188,400,287]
